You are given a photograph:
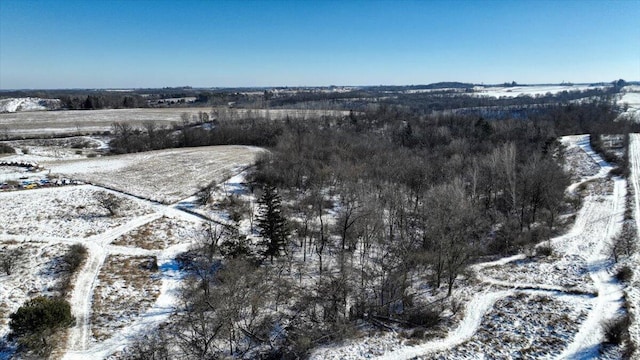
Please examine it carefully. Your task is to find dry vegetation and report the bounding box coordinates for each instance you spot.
[0,187,153,238]
[112,216,198,250]
[43,146,263,203]
[431,293,590,359]
[91,255,161,341]
[481,256,593,291]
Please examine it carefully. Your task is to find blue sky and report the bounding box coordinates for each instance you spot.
[1,0,638,89]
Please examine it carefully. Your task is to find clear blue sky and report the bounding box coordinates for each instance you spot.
[1,0,638,89]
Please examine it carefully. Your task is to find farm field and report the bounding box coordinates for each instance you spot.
[0,106,351,138]
[1,144,263,203]
[619,86,640,121]
[472,84,608,98]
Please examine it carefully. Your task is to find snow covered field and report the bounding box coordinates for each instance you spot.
[619,86,640,121]
[0,98,61,113]
[473,84,608,98]
[0,107,211,137]
[2,145,263,203]
[0,106,351,138]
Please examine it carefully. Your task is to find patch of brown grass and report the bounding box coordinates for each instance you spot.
[91,255,161,341]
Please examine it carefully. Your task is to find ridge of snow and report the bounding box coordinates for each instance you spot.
[0,97,61,113]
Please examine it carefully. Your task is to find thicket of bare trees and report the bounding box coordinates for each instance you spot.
[122,96,637,359]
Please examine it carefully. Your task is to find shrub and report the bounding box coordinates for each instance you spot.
[63,243,88,274]
[402,306,441,328]
[602,314,630,345]
[96,192,122,216]
[140,256,159,272]
[0,143,15,154]
[0,248,24,275]
[9,297,74,355]
[616,266,633,283]
[197,182,216,205]
[124,332,171,360]
[536,245,553,257]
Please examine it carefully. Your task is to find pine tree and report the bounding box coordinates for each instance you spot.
[257,185,289,263]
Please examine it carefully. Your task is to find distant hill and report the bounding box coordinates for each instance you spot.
[0,97,62,113]
[363,82,475,91]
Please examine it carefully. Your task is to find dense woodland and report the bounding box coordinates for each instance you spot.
[111,91,638,359]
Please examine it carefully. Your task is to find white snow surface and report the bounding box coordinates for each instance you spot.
[1,133,635,359]
[626,134,640,353]
[0,147,260,359]
[473,85,608,98]
[0,97,61,113]
[619,88,640,121]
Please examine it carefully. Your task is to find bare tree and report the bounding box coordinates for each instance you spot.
[197,182,216,205]
[422,178,484,296]
[96,192,122,216]
[1,248,24,275]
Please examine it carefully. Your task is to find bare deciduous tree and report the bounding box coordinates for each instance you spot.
[1,248,24,275]
[96,192,122,216]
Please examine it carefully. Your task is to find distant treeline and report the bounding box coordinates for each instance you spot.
[1,80,631,114]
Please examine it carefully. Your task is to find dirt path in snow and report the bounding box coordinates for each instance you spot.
[374,134,626,360]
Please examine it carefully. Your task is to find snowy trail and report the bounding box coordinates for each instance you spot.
[62,185,212,356]
[375,290,513,360]
[65,212,163,352]
[373,135,626,360]
[558,176,625,359]
[626,134,640,349]
[61,180,221,357]
[62,244,189,360]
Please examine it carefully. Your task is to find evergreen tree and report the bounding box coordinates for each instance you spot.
[257,185,289,262]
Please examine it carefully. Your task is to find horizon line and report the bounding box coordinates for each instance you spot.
[1,80,636,92]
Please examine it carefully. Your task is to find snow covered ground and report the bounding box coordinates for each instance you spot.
[473,85,608,98]
[310,134,629,360]
[0,145,261,359]
[619,86,640,121]
[0,107,209,137]
[1,145,264,203]
[0,107,351,138]
[1,131,636,359]
[0,98,61,113]
[626,134,640,352]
